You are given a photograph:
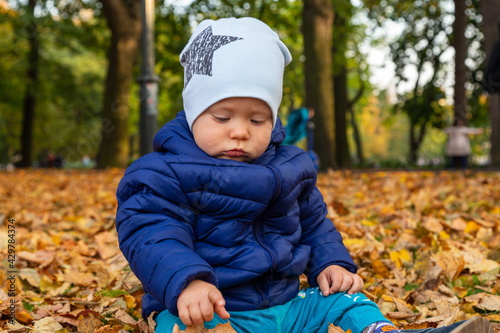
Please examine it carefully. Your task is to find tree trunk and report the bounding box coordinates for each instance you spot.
[408,122,427,165]
[480,0,500,168]
[334,67,352,169]
[96,0,141,168]
[348,105,364,165]
[19,0,39,168]
[302,0,336,171]
[453,0,467,125]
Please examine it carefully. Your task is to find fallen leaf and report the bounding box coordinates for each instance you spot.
[172,321,237,333]
[95,231,119,260]
[77,314,103,333]
[113,308,137,326]
[328,324,347,333]
[33,317,64,332]
[18,268,41,288]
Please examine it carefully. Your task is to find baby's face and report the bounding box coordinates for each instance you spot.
[192,97,273,162]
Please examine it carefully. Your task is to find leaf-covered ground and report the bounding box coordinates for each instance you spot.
[0,169,499,333]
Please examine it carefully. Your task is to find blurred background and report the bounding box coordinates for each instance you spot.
[1,0,499,171]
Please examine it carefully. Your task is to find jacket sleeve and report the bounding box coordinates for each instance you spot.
[298,186,357,287]
[115,154,217,316]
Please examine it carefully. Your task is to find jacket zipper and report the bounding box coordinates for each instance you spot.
[253,166,281,308]
[254,223,275,308]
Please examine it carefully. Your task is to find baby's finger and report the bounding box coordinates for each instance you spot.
[187,304,205,326]
[208,289,230,319]
[329,274,343,294]
[178,306,194,327]
[336,274,352,293]
[214,302,230,320]
[199,297,216,322]
[348,276,364,294]
[317,273,331,296]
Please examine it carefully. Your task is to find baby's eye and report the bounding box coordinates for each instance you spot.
[251,119,265,125]
[213,115,230,122]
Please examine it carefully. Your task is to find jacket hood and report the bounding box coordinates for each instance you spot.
[153,111,286,163]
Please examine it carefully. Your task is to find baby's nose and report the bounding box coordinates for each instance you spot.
[229,122,250,139]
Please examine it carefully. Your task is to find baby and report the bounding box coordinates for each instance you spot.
[115,17,493,333]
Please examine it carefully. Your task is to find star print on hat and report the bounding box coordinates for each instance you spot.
[181,26,242,87]
[180,17,292,130]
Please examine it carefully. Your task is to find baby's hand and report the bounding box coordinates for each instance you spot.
[177,279,230,326]
[317,265,364,296]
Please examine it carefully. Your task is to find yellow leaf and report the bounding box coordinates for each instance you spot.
[361,219,377,227]
[380,206,395,215]
[51,233,61,246]
[439,230,450,240]
[381,295,394,302]
[124,294,136,309]
[390,249,411,269]
[16,308,33,324]
[452,286,468,298]
[464,221,480,234]
[400,249,411,262]
[485,314,500,322]
[40,275,60,292]
[390,251,402,269]
[372,259,390,277]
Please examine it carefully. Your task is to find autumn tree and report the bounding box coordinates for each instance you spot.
[18,0,40,167]
[303,0,336,170]
[365,0,451,164]
[332,0,353,169]
[453,0,467,125]
[96,0,141,168]
[480,0,500,167]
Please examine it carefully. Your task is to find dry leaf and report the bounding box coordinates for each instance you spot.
[172,322,237,333]
[77,315,103,333]
[95,231,119,260]
[2,170,500,331]
[113,308,137,326]
[32,317,64,332]
[328,324,347,333]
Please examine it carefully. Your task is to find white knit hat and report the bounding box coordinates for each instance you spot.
[180,17,292,130]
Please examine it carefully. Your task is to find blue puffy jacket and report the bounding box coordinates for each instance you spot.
[115,111,356,319]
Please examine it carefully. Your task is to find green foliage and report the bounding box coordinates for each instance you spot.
[155,5,192,125]
[0,0,107,164]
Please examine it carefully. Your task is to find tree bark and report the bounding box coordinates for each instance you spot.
[348,105,364,165]
[19,0,39,168]
[334,67,352,169]
[302,0,336,171]
[408,122,427,165]
[480,0,500,168]
[347,78,365,166]
[96,0,141,168]
[453,0,467,125]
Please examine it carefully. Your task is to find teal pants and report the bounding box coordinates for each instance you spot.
[155,287,390,333]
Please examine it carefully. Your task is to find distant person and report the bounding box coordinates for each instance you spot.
[444,119,483,169]
[484,23,500,94]
[283,106,319,169]
[46,150,64,168]
[82,155,92,167]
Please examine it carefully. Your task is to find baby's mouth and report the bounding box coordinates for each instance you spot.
[224,149,246,157]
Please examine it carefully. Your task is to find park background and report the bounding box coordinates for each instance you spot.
[1,0,500,332]
[1,0,500,170]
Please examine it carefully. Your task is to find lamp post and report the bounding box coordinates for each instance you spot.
[137,0,159,156]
